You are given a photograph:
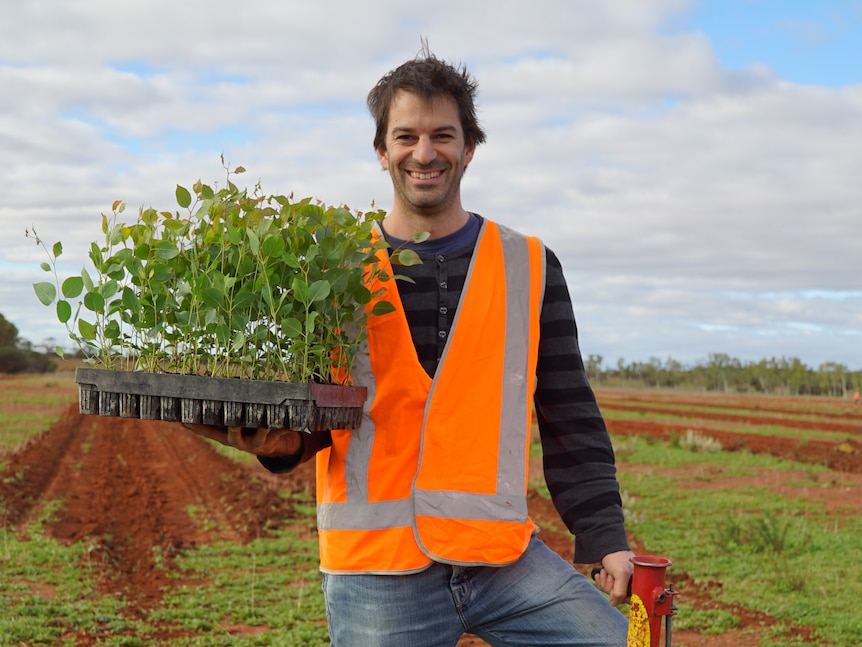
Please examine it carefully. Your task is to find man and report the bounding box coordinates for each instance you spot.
[187,49,632,646]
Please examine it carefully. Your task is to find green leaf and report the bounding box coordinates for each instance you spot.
[40,262,51,273]
[122,287,140,311]
[261,284,274,309]
[201,287,224,308]
[148,263,174,284]
[392,248,422,267]
[260,234,285,258]
[371,301,396,316]
[306,311,318,334]
[134,242,151,261]
[232,291,257,310]
[231,331,246,352]
[154,241,180,260]
[100,281,119,301]
[105,320,121,340]
[282,251,300,269]
[55,345,66,359]
[56,300,72,323]
[246,228,260,255]
[33,282,56,306]
[52,241,63,258]
[176,184,192,209]
[83,291,105,314]
[108,223,125,246]
[291,277,309,304]
[412,231,431,244]
[281,317,303,338]
[308,279,331,303]
[78,319,96,340]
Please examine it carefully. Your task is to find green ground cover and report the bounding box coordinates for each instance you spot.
[0,374,77,451]
[615,434,860,647]
[0,501,326,646]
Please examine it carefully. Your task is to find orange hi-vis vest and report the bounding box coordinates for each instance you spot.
[316,219,546,574]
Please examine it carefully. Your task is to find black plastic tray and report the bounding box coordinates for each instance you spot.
[75,368,366,431]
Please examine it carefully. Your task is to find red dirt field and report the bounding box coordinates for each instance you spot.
[2,380,859,646]
[597,389,862,475]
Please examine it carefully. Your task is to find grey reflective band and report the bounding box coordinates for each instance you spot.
[415,489,529,522]
[318,498,414,530]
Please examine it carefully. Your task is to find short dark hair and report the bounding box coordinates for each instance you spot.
[367,47,487,152]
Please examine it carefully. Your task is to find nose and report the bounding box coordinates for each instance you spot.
[413,135,437,165]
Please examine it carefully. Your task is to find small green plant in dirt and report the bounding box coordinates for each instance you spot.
[674,429,723,453]
[27,161,424,384]
[710,512,807,556]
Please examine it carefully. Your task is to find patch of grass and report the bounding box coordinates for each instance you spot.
[153,525,327,646]
[0,528,153,645]
[0,374,78,450]
[675,607,742,635]
[1,511,327,646]
[616,433,860,647]
[0,392,76,406]
[0,413,65,450]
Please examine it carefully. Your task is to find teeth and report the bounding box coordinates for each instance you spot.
[410,171,441,180]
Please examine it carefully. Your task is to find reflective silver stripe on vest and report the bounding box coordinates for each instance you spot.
[318,497,414,530]
[415,222,542,521]
[317,222,546,531]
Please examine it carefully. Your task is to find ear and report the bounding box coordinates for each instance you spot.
[464,141,476,167]
[377,145,390,171]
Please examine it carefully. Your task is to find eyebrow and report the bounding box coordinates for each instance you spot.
[390,125,458,135]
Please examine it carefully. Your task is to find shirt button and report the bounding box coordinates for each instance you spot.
[440,281,447,289]
[440,306,448,315]
[436,254,445,263]
[438,330,447,339]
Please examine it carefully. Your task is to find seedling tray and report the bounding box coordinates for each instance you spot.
[75,368,366,431]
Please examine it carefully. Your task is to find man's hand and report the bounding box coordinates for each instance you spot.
[183,423,303,457]
[593,550,635,607]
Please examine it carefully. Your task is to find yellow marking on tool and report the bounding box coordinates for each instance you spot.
[626,593,650,647]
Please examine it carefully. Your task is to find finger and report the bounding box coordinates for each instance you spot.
[226,426,242,448]
[182,423,227,443]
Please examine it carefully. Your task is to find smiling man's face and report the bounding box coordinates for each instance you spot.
[377,90,475,222]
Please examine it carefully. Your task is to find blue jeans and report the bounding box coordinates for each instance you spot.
[321,535,628,646]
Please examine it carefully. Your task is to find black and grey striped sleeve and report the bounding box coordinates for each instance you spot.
[534,248,630,564]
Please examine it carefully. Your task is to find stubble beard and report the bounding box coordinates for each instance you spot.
[391,164,463,218]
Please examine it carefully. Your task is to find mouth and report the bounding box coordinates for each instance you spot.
[407,169,444,180]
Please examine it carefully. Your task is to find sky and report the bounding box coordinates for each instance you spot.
[2,0,861,371]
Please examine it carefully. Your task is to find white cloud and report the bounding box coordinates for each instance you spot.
[1,0,860,369]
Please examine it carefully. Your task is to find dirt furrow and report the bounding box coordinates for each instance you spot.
[600,401,862,435]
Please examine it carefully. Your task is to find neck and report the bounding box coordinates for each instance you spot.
[384,207,470,240]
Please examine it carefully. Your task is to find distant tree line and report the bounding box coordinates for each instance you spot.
[585,352,861,398]
[0,313,56,374]
[1,307,859,397]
